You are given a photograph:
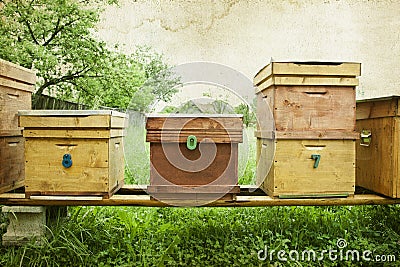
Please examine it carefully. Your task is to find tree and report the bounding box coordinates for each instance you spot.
[0,0,178,111]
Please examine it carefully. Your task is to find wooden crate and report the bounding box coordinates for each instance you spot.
[254,62,360,133]
[146,114,243,201]
[256,137,356,197]
[356,96,400,198]
[0,136,24,193]
[0,59,36,136]
[18,110,127,198]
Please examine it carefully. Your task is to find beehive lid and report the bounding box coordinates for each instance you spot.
[146,114,243,143]
[254,61,361,91]
[18,110,128,129]
[356,95,400,120]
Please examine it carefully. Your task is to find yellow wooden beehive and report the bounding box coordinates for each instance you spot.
[0,59,36,193]
[254,61,360,198]
[18,110,127,198]
[356,96,400,198]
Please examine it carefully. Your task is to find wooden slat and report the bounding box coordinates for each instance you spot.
[256,76,359,92]
[18,109,126,117]
[1,192,400,206]
[0,86,32,133]
[146,135,242,143]
[356,117,398,197]
[108,137,124,196]
[0,180,24,195]
[25,138,110,195]
[23,129,125,138]
[254,62,361,86]
[0,130,22,137]
[147,185,240,194]
[19,115,127,129]
[255,130,358,139]
[150,143,238,188]
[258,85,356,132]
[253,63,272,85]
[0,59,36,85]
[0,76,35,92]
[258,139,355,197]
[0,136,24,193]
[146,115,243,131]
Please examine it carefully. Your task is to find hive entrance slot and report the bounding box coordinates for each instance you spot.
[293,62,342,66]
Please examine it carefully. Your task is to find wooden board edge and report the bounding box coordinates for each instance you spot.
[0,179,24,195]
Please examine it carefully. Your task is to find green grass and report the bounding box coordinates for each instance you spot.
[1,125,399,266]
[0,206,399,266]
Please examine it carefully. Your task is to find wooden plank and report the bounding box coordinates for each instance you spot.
[25,138,110,168]
[108,137,124,196]
[18,109,127,117]
[147,185,240,194]
[0,59,36,85]
[0,76,35,92]
[30,195,103,201]
[0,86,32,133]
[2,192,400,206]
[395,118,400,197]
[146,129,243,135]
[254,62,361,86]
[253,63,272,85]
[146,134,243,143]
[258,139,355,196]
[19,115,111,128]
[25,138,110,195]
[150,143,238,188]
[255,130,358,139]
[19,114,127,129]
[259,85,356,132]
[356,117,397,197]
[256,76,359,92]
[0,136,24,193]
[356,98,398,120]
[23,129,125,138]
[0,130,22,137]
[146,115,243,131]
[25,166,109,194]
[0,180,24,195]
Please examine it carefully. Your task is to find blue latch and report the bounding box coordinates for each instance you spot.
[62,154,72,168]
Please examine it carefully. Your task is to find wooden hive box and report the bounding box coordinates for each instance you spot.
[356,96,400,198]
[256,136,356,198]
[0,59,36,193]
[146,114,243,201]
[0,59,36,136]
[18,110,127,198]
[257,135,356,198]
[0,136,25,193]
[254,62,361,135]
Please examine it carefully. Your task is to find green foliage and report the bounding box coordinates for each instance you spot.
[0,0,177,111]
[235,103,256,127]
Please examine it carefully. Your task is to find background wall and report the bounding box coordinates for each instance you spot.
[97,0,400,100]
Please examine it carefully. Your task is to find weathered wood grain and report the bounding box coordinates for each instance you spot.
[0,59,36,85]
[257,138,355,197]
[0,136,24,193]
[254,62,361,86]
[356,113,400,198]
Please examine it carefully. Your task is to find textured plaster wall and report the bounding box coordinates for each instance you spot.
[97,0,400,99]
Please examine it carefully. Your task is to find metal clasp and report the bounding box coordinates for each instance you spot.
[360,130,372,147]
